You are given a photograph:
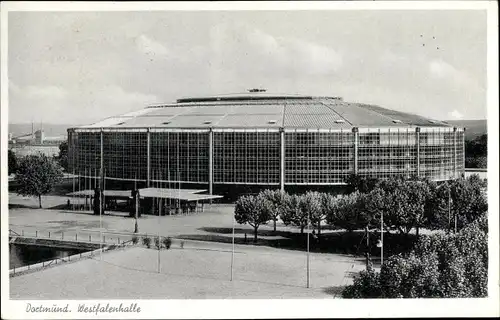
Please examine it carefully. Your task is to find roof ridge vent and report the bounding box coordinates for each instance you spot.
[392,119,403,123]
[248,88,267,93]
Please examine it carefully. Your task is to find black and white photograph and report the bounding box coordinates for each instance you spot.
[1,1,498,319]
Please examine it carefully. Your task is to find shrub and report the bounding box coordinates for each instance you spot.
[342,267,381,298]
[162,237,172,249]
[154,236,161,249]
[142,236,152,248]
[131,235,139,245]
[342,215,488,298]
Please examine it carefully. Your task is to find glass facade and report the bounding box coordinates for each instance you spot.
[358,129,417,179]
[213,130,280,184]
[150,130,209,183]
[103,131,148,180]
[68,126,464,186]
[285,131,353,184]
[68,130,101,177]
[420,128,456,180]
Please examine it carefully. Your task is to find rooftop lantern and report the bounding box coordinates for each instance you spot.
[247,88,267,93]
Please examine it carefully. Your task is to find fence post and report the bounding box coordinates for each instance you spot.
[36,230,38,238]
[76,234,78,241]
[89,234,91,242]
[62,232,64,240]
[118,237,120,244]
[49,232,51,238]
[22,230,24,236]
[103,235,106,243]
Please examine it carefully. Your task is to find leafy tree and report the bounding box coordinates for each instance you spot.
[342,214,488,298]
[353,187,388,236]
[387,180,430,235]
[367,177,430,235]
[280,194,308,234]
[57,141,69,171]
[234,194,271,242]
[428,176,487,232]
[260,189,287,232]
[345,174,379,193]
[8,149,18,175]
[329,192,367,233]
[319,192,336,234]
[465,134,487,169]
[14,154,63,208]
[301,191,323,235]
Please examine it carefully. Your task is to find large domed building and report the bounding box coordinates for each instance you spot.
[68,91,465,197]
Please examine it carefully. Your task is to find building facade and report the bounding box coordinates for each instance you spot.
[68,93,465,195]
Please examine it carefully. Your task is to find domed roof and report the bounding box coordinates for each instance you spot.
[82,93,451,129]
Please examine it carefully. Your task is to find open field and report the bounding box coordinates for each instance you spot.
[10,245,365,299]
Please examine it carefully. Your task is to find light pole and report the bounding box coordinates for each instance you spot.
[306,210,310,289]
[377,211,383,266]
[231,213,235,281]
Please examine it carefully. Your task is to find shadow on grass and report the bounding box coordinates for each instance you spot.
[322,285,347,297]
[180,227,418,257]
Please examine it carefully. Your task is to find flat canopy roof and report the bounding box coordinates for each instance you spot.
[138,188,223,201]
[67,190,132,198]
[66,188,222,201]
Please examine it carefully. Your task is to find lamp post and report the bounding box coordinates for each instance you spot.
[377,212,383,266]
[306,210,310,288]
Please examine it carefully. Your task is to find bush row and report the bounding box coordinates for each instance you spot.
[131,235,173,250]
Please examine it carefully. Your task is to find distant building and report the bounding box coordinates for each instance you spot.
[9,129,67,157]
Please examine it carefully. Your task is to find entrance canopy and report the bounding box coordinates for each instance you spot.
[67,190,132,199]
[67,188,222,202]
[138,188,223,201]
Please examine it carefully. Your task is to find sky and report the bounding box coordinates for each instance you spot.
[8,10,487,125]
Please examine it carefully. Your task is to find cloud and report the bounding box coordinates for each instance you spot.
[449,110,464,120]
[428,59,483,91]
[135,34,169,56]
[9,81,158,124]
[207,22,343,77]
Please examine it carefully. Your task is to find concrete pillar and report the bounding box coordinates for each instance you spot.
[352,127,359,175]
[100,128,104,215]
[453,127,457,178]
[208,128,213,195]
[416,127,421,178]
[462,128,466,176]
[147,128,151,187]
[280,128,285,192]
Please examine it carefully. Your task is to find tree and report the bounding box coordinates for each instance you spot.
[301,191,323,235]
[57,141,69,171]
[369,177,430,235]
[427,176,487,232]
[319,192,337,234]
[260,189,287,232]
[280,194,308,234]
[342,214,488,298]
[14,153,63,208]
[8,149,18,175]
[329,192,367,233]
[465,134,487,168]
[345,174,379,193]
[234,194,271,242]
